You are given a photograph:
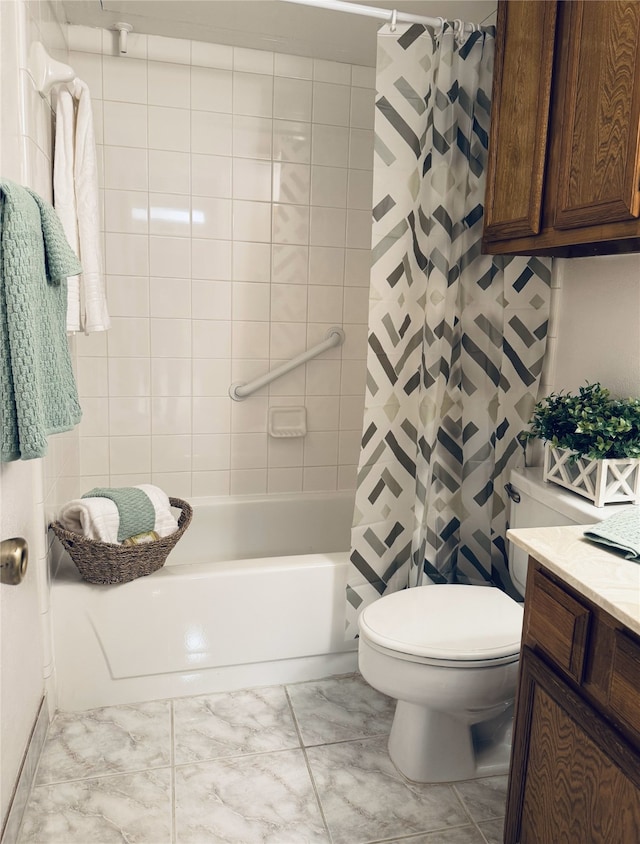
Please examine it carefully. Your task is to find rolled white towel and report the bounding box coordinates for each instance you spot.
[136,484,180,538]
[57,497,120,543]
[57,484,179,544]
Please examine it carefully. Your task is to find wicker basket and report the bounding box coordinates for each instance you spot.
[50,497,193,584]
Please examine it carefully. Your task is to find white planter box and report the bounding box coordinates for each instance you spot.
[543,444,640,507]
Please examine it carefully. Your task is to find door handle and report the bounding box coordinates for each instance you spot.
[0,538,29,585]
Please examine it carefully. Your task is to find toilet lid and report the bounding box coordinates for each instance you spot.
[358,585,523,662]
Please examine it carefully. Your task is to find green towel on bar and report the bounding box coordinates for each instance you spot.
[0,179,83,461]
[584,508,640,561]
[82,487,157,543]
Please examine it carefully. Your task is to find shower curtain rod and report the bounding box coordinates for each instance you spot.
[280,0,441,28]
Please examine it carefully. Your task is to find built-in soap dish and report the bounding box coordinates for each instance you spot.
[268,406,307,438]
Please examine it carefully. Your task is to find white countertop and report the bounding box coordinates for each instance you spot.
[507,525,640,637]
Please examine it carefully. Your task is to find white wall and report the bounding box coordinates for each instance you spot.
[553,255,640,398]
[67,26,373,499]
[0,0,73,829]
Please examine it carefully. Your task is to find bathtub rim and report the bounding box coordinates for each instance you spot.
[179,487,356,510]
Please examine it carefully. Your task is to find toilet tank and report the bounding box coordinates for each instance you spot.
[507,467,635,596]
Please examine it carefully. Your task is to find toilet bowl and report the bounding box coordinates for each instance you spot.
[357,467,634,783]
[358,584,522,783]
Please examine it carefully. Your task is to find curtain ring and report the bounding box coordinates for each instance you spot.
[390,8,397,32]
[453,19,464,43]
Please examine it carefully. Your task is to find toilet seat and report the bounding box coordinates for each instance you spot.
[358,584,523,665]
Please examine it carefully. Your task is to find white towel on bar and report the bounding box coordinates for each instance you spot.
[54,87,80,332]
[54,78,110,334]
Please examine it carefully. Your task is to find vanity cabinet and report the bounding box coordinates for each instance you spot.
[483,0,640,257]
[504,561,640,843]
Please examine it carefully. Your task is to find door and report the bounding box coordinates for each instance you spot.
[0,462,45,825]
[0,0,47,827]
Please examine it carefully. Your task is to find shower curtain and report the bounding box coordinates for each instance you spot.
[346,22,551,637]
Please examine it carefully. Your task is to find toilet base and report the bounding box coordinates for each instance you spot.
[388,700,514,783]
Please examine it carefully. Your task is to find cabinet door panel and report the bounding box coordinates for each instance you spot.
[610,629,640,738]
[505,648,640,844]
[554,0,640,229]
[483,1,558,241]
[528,569,590,682]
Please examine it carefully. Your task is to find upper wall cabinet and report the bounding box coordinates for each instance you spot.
[483,0,640,257]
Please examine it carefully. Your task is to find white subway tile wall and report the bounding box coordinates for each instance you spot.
[69,26,373,497]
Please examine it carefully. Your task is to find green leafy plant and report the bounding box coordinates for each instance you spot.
[519,383,640,461]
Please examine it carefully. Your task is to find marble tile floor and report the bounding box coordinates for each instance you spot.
[18,674,507,844]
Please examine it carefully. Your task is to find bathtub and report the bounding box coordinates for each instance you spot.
[50,491,358,711]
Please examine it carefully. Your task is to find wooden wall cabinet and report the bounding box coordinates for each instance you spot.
[504,561,640,843]
[483,0,640,257]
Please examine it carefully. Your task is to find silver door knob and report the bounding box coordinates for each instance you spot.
[0,538,29,585]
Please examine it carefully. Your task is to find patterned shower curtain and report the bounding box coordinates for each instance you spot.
[346,22,552,637]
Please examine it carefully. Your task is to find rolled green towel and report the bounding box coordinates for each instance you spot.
[82,487,157,543]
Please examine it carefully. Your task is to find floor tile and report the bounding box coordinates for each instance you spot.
[305,736,471,844]
[287,673,395,746]
[174,748,329,843]
[383,827,487,843]
[36,701,171,784]
[21,676,512,844]
[173,685,300,764]
[453,776,508,822]
[18,769,172,843]
[478,817,505,844]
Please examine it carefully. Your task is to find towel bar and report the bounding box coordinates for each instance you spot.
[28,42,75,97]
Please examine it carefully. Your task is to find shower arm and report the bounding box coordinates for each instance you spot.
[229,327,345,401]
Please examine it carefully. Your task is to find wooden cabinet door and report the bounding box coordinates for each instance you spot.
[553,0,640,230]
[505,648,640,844]
[483,1,558,241]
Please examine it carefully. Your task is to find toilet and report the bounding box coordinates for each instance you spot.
[358,466,632,783]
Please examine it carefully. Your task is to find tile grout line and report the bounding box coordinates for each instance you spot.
[473,815,506,844]
[451,783,474,822]
[451,782,494,842]
[172,743,302,770]
[358,820,487,844]
[301,731,392,750]
[284,685,334,844]
[475,821,492,844]
[139,732,396,776]
[34,762,174,788]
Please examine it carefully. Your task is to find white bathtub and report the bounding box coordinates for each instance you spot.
[50,491,358,711]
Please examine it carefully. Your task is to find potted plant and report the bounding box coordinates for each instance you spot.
[519,383,640,506]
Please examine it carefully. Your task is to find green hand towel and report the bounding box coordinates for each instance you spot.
[82,487,157,543]
[584,509,640,561]
[0,179,83,461]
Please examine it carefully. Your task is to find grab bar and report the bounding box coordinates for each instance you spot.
[229,326,346,401]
